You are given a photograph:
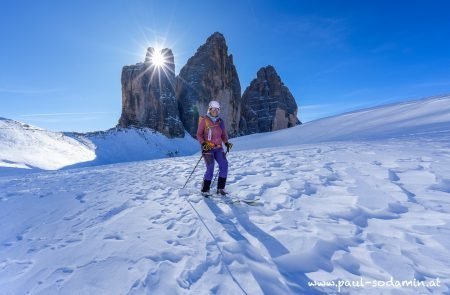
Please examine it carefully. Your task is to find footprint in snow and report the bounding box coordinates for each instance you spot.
[75,192,87,203]
[103,233,124,240]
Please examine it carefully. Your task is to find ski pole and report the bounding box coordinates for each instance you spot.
[182,154,204,189]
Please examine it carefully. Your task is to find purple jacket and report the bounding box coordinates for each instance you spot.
[196,116,228,146]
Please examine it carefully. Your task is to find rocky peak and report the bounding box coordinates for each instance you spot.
[145,47,175,73]
[176,32,241,137]
[144,47,155,63]
[257,65,276,80]
[204,32,227,47]
[240,65,300,135]
[118,47,184,138]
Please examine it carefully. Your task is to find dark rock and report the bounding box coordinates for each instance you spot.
[176,32,242,137]
[118,47,184,138]
[240,65,300,135]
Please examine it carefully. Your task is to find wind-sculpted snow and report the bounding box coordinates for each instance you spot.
[1,135,449,294]
[0,118,95,173]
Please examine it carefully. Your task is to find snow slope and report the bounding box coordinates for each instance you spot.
[233,95,450,150]
[0,118,95,174]
[1,95,450,294]
[0,136,449,294]
[65,128,198,168]
[0,120,198,174]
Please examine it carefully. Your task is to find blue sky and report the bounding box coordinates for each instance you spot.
[1,0,450,132]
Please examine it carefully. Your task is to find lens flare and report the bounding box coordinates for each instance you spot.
[151,50,166,67]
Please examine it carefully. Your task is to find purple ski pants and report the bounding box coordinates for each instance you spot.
[202,148,228,181]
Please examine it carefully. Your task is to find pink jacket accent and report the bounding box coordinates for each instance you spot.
[196,116,228,146]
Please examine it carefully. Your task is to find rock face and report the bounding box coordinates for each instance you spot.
[118,33,301,139]
[118,47,185,138]
[176,32,242,137]
[240,65,300,135]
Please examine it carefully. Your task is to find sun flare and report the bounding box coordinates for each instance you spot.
[151,50,166,67]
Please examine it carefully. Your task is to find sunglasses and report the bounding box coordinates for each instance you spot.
[209,107,220,112]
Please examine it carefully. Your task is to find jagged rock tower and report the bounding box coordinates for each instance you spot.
[176,32,242,137]
[240,65,301,135]
[118,47,185,138]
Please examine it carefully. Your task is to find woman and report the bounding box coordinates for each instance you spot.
[196,100,233,196]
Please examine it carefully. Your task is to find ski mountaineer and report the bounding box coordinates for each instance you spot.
[196,100,233,196]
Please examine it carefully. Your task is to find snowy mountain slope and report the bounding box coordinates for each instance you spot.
[0,119,198,174]
[65,127,198,168]
[0,135,449,294]
[0,118,95,174]
[233,95,450,151]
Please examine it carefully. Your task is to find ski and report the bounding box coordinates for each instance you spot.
[231,197,262,206]
[238,198,262,206]
[203,194,238,205]
[203,194,262,206]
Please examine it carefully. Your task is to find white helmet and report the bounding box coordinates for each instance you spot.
[208,100,220,110]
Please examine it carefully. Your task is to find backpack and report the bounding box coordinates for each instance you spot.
[198,115,224,141]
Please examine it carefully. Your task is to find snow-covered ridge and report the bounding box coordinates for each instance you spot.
[0,117,95,173]
[233,94,450,150]
[64,127,198,168]
[0,117,45,131]
[0,120,199,174]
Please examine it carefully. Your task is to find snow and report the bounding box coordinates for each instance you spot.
[0,118,95,174]
[0,121,198,174]
[1,95,450,294]
[65,127,198,168]
[232,95,450,150]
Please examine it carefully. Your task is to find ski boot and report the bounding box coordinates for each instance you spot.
[201,179,212,197]
[216,177,228,196]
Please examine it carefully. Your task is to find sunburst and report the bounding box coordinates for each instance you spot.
[150,50,167,68]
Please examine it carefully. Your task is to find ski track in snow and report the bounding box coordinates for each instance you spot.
[1,136,450,294]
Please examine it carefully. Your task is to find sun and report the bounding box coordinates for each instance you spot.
[151,50,166,67]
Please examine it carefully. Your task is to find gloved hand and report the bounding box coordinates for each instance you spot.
[202,142,212,151]
[225,142,233,152]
